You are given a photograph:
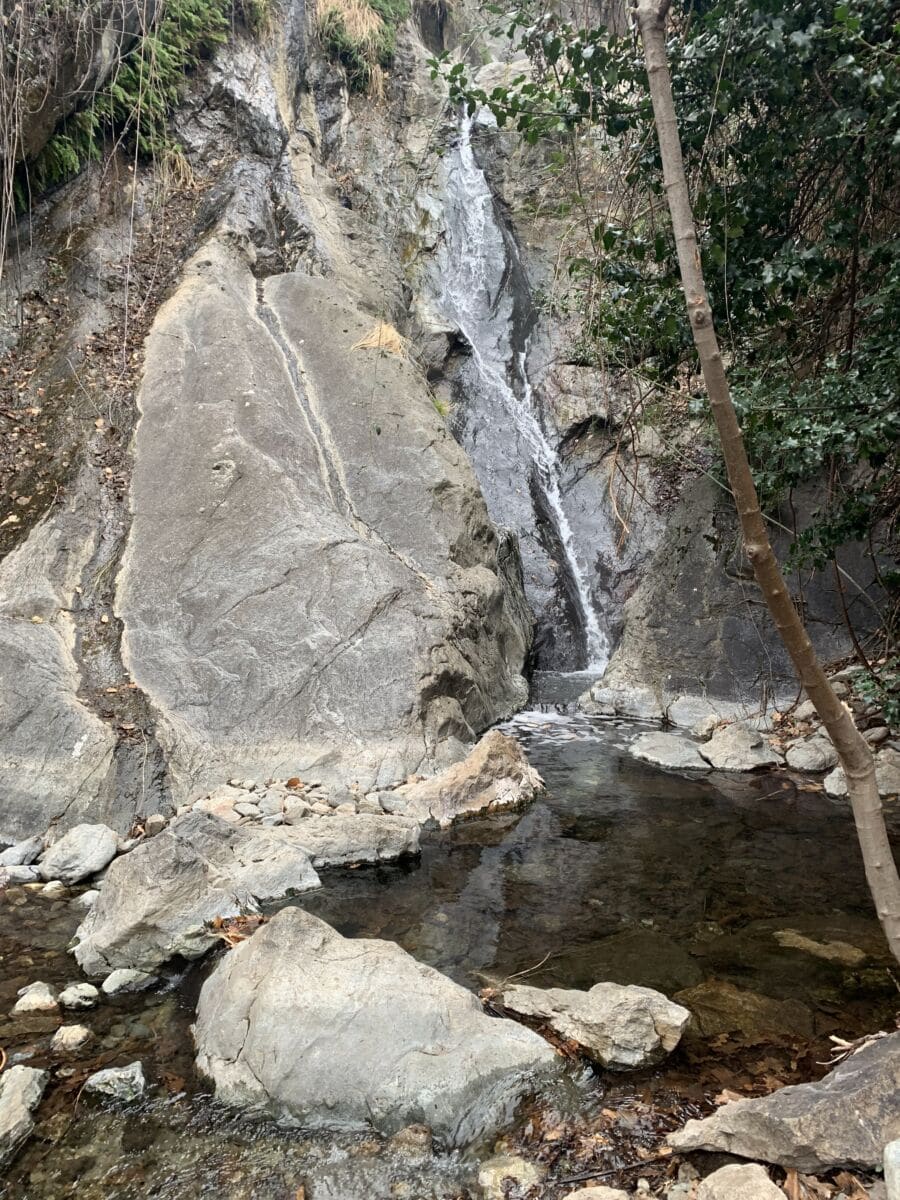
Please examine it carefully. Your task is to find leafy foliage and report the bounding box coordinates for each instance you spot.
[434,0,899,636]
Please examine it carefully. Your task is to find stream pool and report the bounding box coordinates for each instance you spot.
[1,682,896,1198]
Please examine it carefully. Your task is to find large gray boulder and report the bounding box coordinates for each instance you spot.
[500,981,690,1070]
[393,730,542,827]
[698,723,783,772]
[38,823,118,884]
[116,246,530,804]
[278,812,420,867]
[72,812,320,975]
[669,1032,900,1170]
[194,907,560,1145]
[0,1065,48,1169]
[629,731,711,773]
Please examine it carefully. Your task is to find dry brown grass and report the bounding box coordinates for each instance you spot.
[316,0,385,50]
[351,320,408,357]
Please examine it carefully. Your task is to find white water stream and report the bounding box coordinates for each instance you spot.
[438,114,608,669]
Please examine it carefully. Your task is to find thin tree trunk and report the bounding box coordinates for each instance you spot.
[632,0,900,964]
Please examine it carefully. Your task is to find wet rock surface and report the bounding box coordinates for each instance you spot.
[73,812,321,975]
[0,1065,48,1169]
[194,906,561,1146]
[669,1031,900,1170]
[630,731,711,773]
[500,981,690,1069]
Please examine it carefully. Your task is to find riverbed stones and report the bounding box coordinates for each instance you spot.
[697,1165,783,1200]
[0,836,43,866]
[669,1031,900,1169]
[784,737,838,772]
[59,982,100,1009]
[194,907,560,1145]
[83,1061,146,1101]
[698,723,783,772]
[824,747,900,799]
[38,823,118,884]
[12,981,58,1014]
[393,731,542,827]
[478,1154,547,1198]
[500,981,690,1070]
[51,1024,92,1053]
[101,968,158,996]
[630,731,710,772]
[73,811,321,975]
[0,1065,48,1168]
[0,865,40,885]
[673,980,813,1041]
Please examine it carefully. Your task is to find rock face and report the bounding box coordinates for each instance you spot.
[669,1032,900,1170]
[698,724,783,772]
[73,812,321,975]
[393,731,542,827]
[117,250,530,803]
[38,823,118,883]
[0,1065,48,1169]
[697,1165,783,1200]
[629,732,711,773]
[500,981,690,1070]
[194,907,560,1145]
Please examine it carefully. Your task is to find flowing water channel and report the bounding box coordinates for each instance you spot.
[437,116,609,671]
[2,680,896,1199]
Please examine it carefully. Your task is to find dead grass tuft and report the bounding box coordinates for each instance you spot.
[352,320,408,357]
[316,0,384,50]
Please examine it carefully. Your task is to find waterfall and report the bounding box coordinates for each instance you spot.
[437,114,609,671]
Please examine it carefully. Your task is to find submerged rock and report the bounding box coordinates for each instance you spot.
[669,1031,900,1169]
[500,981,690,1070]
[194,907,560,1145]
[73,811,321,975]
[394,731,542,827]
[83,1061,146,1102]
[0,1065,48,1169]
[674,980,813,1041]
[478,1154,547,1198]
[630,731,710,772]
[12,981,58,1014]
[38,823,118,884]
[698,723,783,772]
[697,1164,783,1200]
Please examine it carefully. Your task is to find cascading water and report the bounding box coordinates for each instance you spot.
[436,113,608,671]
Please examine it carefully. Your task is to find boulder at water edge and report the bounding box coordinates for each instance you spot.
[72,811,321,975]
[698,724,783,772]
[38,823,118,884]
[193,907,560,1145]
[393,730,542,827]
[0,1065,48,1168]
[669,1031,900,1170]
[500,981,690,1070]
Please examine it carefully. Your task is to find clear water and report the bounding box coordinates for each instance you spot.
[2,705,896,1198]
[437,116,609,670]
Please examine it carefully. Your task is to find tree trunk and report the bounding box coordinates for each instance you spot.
[633,0,900,964]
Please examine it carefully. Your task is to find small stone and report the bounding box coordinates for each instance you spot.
[0,836,44,867]
[72,889,100,910]
[564,1189,630,1200]
[101,969,157,996]
[12,981,58,1014]
[793,699,817,721]
[255,793,285,816]
[865,726,890,745]
[176,804,191,817]
[234,802,261,818]
[83,1061,146,1101]
[378,792,408,815]
[1,866,40,885]
[144,814,167,837]
[40,880,68,899]
[51,1024,92,1054]
[38,824,118,884]
[697,1164,783,1200]
[260,814,284,826]
[357,798,383,815]
[335,803,357,814]
[310,803,331,815]
[282,797,311,823]
[785,737,838,773]
[884,1139,900,1200]
[59,983,100,1010]
[478,1154,546,1199]
[389,1124,433,1157]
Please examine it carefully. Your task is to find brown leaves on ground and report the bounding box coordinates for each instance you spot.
[209,914,268,947]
